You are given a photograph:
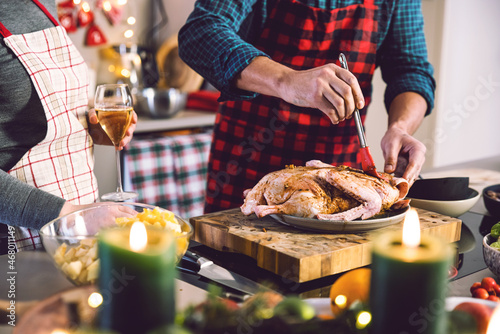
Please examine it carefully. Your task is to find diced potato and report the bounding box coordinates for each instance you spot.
[66,261,83,280]
[53,207,185,285]
[54,243,68,265]
[75,247,88,258]
[54,239,98,285]
[88,256,96,267]
[87,259,100,282]
[77,268,88,284]
[86,245,97,259]
[64,247,77,262]
[79,238,96,248]
[115,207,182,235]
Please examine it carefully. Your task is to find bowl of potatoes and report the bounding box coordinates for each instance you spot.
[40,203,192,286]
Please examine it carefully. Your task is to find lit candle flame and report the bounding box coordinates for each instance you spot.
[51,330,70,334]
[130,222,147,252]
[402,208,420,248]
[487,305,500,334]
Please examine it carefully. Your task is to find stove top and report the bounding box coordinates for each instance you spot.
[454,211,497,280]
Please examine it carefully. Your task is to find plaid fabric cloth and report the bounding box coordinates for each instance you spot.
[179,0,435,113]
[124,132,212,218]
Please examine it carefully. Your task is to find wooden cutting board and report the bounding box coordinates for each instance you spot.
[190,208,462,283]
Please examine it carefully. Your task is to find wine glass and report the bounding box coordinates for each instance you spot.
[94,84,138,202]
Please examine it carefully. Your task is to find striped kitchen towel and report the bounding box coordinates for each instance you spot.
[124,131,212,218]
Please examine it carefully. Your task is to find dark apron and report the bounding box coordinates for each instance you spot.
[205,0,380,213]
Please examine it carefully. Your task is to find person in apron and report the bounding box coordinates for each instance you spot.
[0,0,136,251]
[179,0,435,213]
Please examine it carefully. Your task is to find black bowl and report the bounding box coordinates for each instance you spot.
[407,177,470,201]
[483,184,500,218]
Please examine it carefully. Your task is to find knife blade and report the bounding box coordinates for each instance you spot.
[178,250,265,296]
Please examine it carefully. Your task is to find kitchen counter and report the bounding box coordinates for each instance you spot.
[135,109,216,134]
[1,155,499,333]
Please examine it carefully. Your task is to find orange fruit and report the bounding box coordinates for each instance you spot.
[329,268,371,317]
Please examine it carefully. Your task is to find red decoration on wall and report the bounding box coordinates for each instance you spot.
[102,5,122,26]
[59,13,77,33]
[95,0,123,26]
[58,0,75,10]
[77,8,94,27]
[85,24,107,46]
[57,0,128,46]
[57,0,77,32]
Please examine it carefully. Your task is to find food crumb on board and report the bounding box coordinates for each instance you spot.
[263,228,267,232]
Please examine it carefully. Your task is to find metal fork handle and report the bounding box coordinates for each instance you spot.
[338,53,367,148]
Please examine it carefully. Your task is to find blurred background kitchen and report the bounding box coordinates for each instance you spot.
[61,0,500,217]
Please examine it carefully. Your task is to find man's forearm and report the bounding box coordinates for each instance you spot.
[234,56,366,123]
[235,56,293,99]
[387,92,427,134]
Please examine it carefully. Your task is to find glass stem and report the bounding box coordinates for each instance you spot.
[115,147,124,193]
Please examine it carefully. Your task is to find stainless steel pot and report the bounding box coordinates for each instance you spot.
[134,87,187,119]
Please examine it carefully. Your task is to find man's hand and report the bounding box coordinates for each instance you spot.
[278,64,365,124]
[382,92,428,186]
[381,126,426,186]
[236,57,365,124]
[87,108,138,150]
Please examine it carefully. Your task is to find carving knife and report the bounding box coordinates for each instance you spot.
[178,250,265,296]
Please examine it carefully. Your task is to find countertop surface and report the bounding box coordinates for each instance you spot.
[135,109,216,133]
[1,155,499,333]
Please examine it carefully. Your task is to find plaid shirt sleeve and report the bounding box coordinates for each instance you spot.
[377,0,436,115]
[178,0,269,101]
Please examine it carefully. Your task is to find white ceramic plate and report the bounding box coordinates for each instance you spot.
[408,188,480,217]
[269,206,409,233]
[304,297,498,318]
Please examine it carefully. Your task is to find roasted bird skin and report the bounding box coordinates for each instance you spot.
[241,160,409,221]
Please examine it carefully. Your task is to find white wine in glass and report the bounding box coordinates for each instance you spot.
[95,84,138,202]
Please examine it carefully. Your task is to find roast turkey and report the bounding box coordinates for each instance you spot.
[240,160,410,221]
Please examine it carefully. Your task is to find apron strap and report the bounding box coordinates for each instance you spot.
[31,0,60,27]
[0,22,11,38]
[0,0,59,38]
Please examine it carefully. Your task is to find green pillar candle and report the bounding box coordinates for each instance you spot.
[97,223,176,334]
[369,210,453,334]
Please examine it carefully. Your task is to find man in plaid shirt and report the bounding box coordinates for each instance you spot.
[179,0,435,213]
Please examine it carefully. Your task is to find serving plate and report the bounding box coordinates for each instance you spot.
[269,206,409,233]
